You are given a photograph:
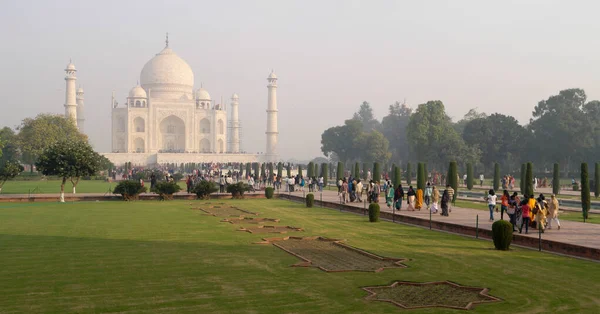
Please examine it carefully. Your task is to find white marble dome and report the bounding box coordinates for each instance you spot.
[140,47,194,98]
[196,88,211,100]
[129,85,147,98]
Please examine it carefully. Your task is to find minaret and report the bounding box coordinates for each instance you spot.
[76,86,85,132]
[230,93,240,153]
[266,70,279,162]
[64,60,78,126]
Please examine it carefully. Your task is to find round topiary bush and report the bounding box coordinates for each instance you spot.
[368,203,380,222]
[305,193,314,207]
[265,187,274,199]
[492,220,513,250]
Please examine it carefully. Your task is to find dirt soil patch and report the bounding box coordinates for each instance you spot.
[257,236,407,272]
[221,217,281,224]
[362,281,501,310]
[238,226,303,234]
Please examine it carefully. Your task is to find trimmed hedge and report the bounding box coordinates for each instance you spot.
[492,220,513,250]
[368,203,380,222]
[192,180,218,200]
[113,180,147,201]
[265,187,274,199]
[306,193,314,207]
[151,181,181,200]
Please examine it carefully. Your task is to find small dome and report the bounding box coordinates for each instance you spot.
[268,70,277,79]
[231,93,239,100]
[129,85,147,98]
[66,62,76,71]
[196,88,211,100]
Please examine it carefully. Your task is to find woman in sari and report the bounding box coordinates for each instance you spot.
[430,186,439,213]
[386,181,395,208]
[394,184,404,210]
[440,189,450,216]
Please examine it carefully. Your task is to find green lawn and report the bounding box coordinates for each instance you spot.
[0,180,187,194]
[0,199,598,313]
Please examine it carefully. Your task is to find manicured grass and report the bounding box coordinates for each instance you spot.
[0,180,187,194]
[0,199,598,313]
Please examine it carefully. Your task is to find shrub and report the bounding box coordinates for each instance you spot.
[492,220,513,250]
[172,173,184,182]
[151,181,181,200]
[305,193,314,207]
[581,163,590,220]
[192,180,218,200]
[227,182,251,199]
[113,180,147,201]
[265,187,274,199]
[368,203,380,222]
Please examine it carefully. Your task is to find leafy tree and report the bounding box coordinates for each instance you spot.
[581,163,590,220]
[35,139,101,201]
[17,114,86,172]
[493,163,500,191]
[0,127,19,163]
[407,101,480,169]
[406,162,412,185]
[352,101,380,132]
[356,130,391,164]
[463,114,528,171]
[453,108,487,135]
[336,161,344,180]
[0,160,24,193]
[417,162,425,190]
[320,119,363,162]
[373,162,381,182]
[525,162,533,197]
[553,163,560,196]
[381,101,412,163]
[466,163,473,190]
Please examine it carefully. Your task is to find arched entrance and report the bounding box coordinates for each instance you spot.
[159,115,185,152]
[133,117,145,132]
[134,138,145,153]
[217,139,224,153]
[200,138,210,153]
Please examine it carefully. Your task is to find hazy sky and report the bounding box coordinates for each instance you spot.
[2,0,600,160]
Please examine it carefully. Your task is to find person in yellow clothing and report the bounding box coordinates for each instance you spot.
[415,189,424,210]
[527,195,537,227]
[535,194,548,232]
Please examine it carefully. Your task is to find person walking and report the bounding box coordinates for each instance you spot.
[424,182,432,209]
[479,173,485,187]
[500,190,510,220]
[394,184,404,210]
[520,199,531,234]
[406,186,416,211]
[535,194,547,233]
[486,189,497,222]
[431,185,439,214]
[355,179,363,202]
[340,179,348,204]
[440,189,450,216]
[547,194,561,230]
[508,192,520,231]
[386,182,395,208]
[446,184,455,212]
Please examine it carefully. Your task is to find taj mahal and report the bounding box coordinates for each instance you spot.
[61,35,279,166]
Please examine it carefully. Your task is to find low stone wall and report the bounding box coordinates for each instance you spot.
[0,192,267,203]
[278,194,600,262]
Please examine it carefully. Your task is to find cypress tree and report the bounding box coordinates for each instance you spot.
[239,163,244,176]
[520,163,526,194]
[246,163,251,178]
[417,162,425,190]
[286,164,291,178]
[314,163,319,179]
[424,163,428,183]
[307,162,314,178]
[493,163,500,191]
[391,163,397,186]
[268,162,274,179]
[373,162,381,182]
[553,163,560,196]
[406,163,412,185]
[362,162,367,180]
[449,161,458,202]
[336,162,344,180]
[525,162,533,197]
[354,162,360,178]
[277,162,283,178]
[298,165,303,178]
[466,163,473,190]
[595,163,600,198]
[582,163,590,220]
[261,163,266,178]
[322,163,328,187]
[394,165,402,188]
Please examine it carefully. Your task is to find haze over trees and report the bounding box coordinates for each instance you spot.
[320,88,600,176]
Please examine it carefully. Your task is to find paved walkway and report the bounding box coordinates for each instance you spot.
[291,189,600,251]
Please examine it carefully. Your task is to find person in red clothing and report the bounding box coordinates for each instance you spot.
[500,190,510,220]
[520,199,531,234]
